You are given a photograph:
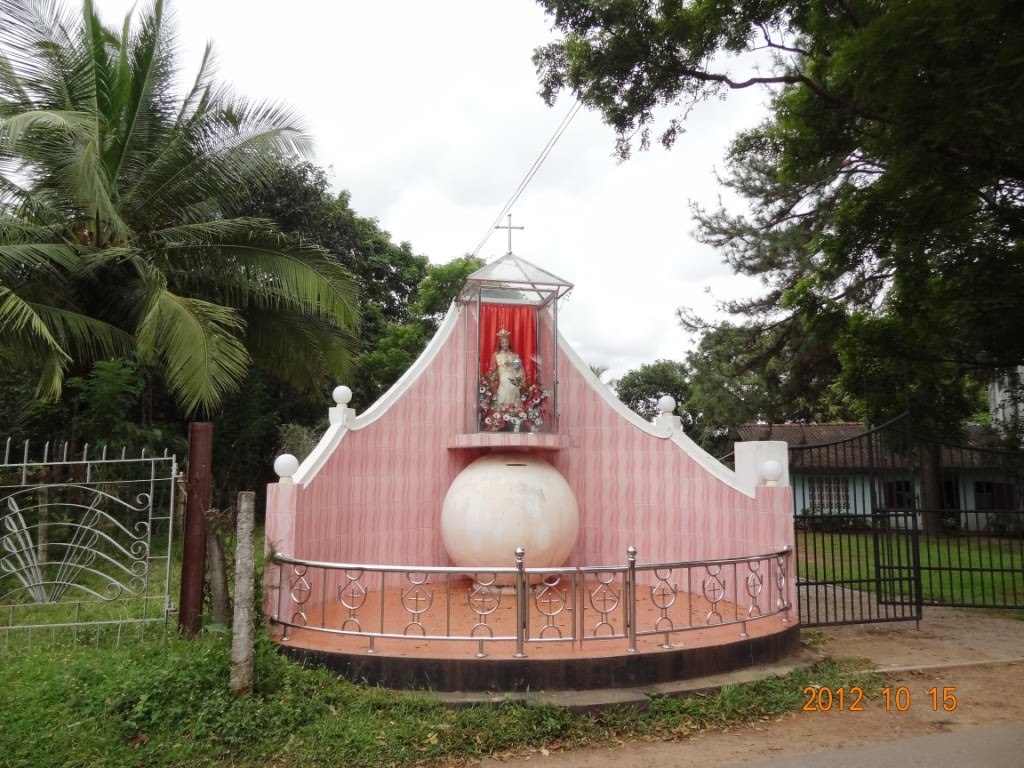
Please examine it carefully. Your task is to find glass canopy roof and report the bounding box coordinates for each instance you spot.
[459,253,574,307]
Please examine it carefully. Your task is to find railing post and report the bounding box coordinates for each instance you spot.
[268,552,282,637]
[779,547,792,624]
[514,547,527,658]
[626,546,638,653]
[737,560,748,638]
[279,562,291,643]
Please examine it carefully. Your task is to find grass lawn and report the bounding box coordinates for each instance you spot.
[0,632,882,768]
[796,531,1024,607]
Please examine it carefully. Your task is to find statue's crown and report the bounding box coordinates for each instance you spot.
[496,327,511,339]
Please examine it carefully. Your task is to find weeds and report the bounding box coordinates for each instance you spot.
[0,636,883,768]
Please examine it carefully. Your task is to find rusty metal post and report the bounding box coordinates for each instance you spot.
[179,422,212,637]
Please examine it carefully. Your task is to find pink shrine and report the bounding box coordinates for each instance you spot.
[263,252,798,691]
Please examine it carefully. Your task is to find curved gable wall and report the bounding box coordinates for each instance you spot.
[271,302,791,577]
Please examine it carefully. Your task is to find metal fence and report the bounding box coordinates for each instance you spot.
[791,416,1024,627]
[0,440,179,653]
[912,434,1024,609]
[269,547,792,658]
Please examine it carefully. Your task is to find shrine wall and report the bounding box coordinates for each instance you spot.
[264,303,794,611]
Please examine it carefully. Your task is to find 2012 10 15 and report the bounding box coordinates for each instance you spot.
[802,686,958,712]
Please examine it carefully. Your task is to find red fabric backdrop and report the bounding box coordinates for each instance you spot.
[479,303,537,384]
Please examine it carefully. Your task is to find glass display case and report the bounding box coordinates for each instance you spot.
[458,253,573,434]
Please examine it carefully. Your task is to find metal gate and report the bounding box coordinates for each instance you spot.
[791,416,923,627]
[791,416,1024,627]
[0,440,178,652]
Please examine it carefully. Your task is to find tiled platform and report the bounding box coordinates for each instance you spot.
[274,579,799,691]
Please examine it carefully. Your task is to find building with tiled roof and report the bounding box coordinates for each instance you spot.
[734,421,1021,530]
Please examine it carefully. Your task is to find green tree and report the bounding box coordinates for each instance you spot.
[235,159,428,348]
[0,0,358,417]
[681,314,855,442]
[412,255,485,327]
[352,255,484,409]
[615,359,694,426]
[535,0,1024,432]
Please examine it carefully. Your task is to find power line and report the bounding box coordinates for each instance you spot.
[471,99,582,258]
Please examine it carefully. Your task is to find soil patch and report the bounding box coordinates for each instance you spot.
[477,607,1024,767]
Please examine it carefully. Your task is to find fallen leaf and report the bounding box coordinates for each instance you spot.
[127,734,150,748]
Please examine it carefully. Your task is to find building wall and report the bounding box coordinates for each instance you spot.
[990,367,1023,436]
[789,468,1020,534]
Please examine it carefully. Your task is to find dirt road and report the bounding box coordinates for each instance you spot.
[479,607,1024,767]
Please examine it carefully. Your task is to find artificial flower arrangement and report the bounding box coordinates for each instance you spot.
[478,379,549,432]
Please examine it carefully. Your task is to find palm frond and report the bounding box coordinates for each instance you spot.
[31,302,134,362]
[124,92,311,222]
[134,274,250,416]
[69,243,137,278]
[0,46,30,106]
[107,0,179,188]
[175,40,217,125]
[0,242,80,275]
[0,109,95,147]
[0,0,83,110]
[245,309,356,396]
[33,345,68,400]
[151,218,359,324]
[0,284,70,361]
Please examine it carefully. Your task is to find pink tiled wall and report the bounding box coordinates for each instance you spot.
[266,307,795,614]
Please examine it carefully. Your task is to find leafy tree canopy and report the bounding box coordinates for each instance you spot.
[536,0,1024,434]
[616,358,693,425]
[235,159,429,348]
[682,317,854,444]
[0,0,358,417]
[352,255,484,410]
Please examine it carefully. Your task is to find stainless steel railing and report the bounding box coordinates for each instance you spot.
[269,546,792,658]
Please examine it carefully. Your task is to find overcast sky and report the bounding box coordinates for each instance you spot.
[96,0,769,383]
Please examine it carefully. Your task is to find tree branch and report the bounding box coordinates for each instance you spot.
[833,0,864,29]
[757,24,810,57]
[674,66,892,126]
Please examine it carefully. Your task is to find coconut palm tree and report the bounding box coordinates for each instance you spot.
[0,0,357,416]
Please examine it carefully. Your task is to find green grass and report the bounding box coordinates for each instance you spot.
[0,534,177,652]
[0,632,882,768]
[797,532,1024,606]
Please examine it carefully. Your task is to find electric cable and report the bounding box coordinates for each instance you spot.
[470,99,582,257]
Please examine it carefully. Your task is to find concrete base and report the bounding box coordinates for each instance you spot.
[278,622,801,693]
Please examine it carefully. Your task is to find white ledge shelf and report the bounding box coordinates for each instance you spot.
[447,432,574,451]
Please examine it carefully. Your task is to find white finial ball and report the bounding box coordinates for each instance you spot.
[332,385,353,405]
[657,395,677,414]
[761,459,783,483]
[274,453,300,479]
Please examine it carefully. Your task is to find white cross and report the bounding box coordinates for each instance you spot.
[495,213,524,253]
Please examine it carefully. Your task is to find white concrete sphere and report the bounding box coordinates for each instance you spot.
[274,453,299,479]
[657,395,676,414]
[332,385,353,405]
[761,459,783,483]
[441,452,579,570]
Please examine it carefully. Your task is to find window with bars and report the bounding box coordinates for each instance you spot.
[974,481,1018,512]
[883,479,914,510]
[808,476,850,512]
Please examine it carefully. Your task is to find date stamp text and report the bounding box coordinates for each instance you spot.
[802,686,959,712]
